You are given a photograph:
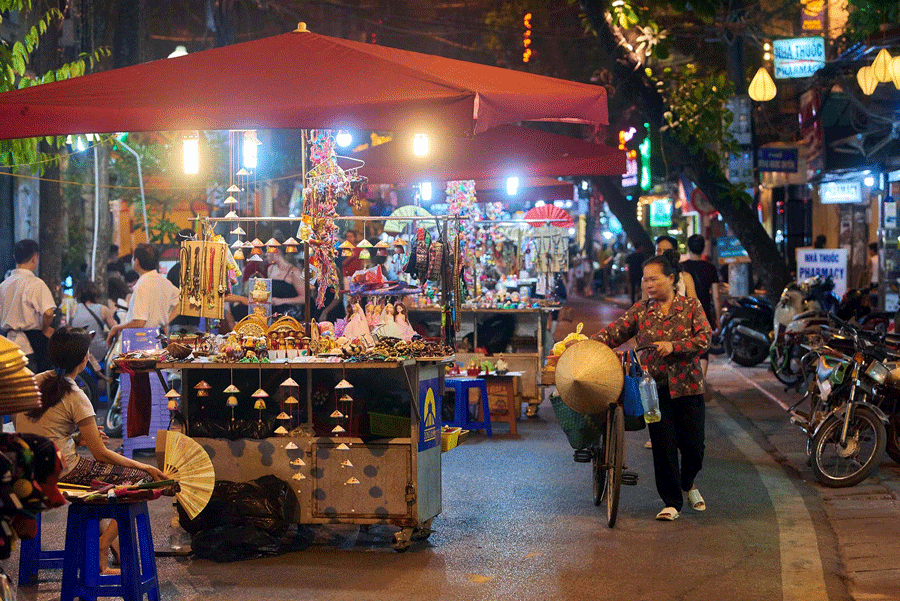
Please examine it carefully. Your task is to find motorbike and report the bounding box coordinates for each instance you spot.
[789,314,894,487]
[770,276,839,388]
[721,295,774,367]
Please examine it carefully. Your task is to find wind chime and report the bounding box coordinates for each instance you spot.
[252,369,268,423]
[334,375,358,485]
[223,367,240,422]
[165,389,181,428]
[275,373,299,435]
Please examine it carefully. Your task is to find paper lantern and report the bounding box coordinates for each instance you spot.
[748,67,776,102]
[873,48,893,82]
[891,56,900,90]
[857,65,878,95]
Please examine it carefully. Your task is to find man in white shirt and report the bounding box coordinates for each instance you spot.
[0,240,57,371]
[107,244,179,344]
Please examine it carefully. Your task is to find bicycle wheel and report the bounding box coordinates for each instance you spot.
[592,438,607,506]
[605,403,624,527]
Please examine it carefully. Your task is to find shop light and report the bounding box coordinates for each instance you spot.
[763,52,771,62]
[567,227,576,236]
[242,131,258,170]
[335,131,353,148]
[553,200,565,208]
[506,176,519,196]
[864,176,875,187]
[183,134,200,175]
[603,231,614,240]
[412,133,430,157]
[168,45,188,59]
[763,42,771,51]
[873,49,893,82]
[748,67,776,102]
[534,200,546,207]
[420,182,433,201]
[581,180,589,191]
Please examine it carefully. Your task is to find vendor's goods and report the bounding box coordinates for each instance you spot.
[162,431,215,519]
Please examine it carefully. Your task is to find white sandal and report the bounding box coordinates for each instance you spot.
[655,507,679,521]
[687,488,706,511]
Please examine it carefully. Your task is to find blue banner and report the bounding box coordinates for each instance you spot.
[418,377,440,452]
[758,147,799,172]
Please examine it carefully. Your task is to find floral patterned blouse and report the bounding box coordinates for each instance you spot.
[592,295,712,398]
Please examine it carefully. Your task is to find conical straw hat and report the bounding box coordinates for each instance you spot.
[555,341,623,415]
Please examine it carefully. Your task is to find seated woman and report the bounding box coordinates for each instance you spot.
[15,327,164,574]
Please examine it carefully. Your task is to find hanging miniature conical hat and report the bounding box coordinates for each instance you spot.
[280,377,299,388]
[223,384,240,394]
[165,389,181,399]
[555,340,624,415]
[284,395,299,405]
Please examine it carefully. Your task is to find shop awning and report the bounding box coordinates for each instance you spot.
[353,126,626,184]
[0,27,608,140]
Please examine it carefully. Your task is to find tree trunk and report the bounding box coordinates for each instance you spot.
[579,0,791,301]
[594,176,652,252]
[93,143,111,301]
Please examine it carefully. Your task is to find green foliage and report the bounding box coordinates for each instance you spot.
[844,0,899,42]
[0,4,110,171]
[658,64,737,162]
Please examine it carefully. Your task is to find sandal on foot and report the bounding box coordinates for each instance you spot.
[687,488,706,511]
[655,507,679,521]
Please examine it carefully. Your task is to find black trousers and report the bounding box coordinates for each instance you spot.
[647,388,705,511]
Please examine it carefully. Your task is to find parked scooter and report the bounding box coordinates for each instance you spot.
[789,314,893,487]
[770,276,839,388]
[721,295,774,367]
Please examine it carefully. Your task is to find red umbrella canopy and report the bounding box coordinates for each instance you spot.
[0,26,609,140]
[524,204,574,228]
[354,126,626,184]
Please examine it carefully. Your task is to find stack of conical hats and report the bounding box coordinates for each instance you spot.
[0,338,41,414]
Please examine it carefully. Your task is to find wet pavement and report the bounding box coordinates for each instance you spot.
[7,296,885,600]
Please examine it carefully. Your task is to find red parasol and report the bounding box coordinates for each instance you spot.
[523,205,574,228]
[0,27,608,140]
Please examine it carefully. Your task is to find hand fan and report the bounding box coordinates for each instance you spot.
[163,431,215,519]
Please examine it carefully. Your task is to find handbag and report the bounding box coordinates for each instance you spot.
[620,351,646,431]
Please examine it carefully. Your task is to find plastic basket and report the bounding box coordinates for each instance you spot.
[368,412,411,438]
[441,427,462,452]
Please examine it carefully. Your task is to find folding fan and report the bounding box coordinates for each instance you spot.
[163,431,215,519]
[523,204,574,228]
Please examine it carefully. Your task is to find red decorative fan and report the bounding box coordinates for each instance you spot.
[524,204,574,228]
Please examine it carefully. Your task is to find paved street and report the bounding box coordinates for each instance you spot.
[10,297,900,601]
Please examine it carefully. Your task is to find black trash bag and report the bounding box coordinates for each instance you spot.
[179,475,296,538]
[190,524,283,563]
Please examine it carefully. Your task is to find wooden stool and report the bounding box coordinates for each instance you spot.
[60,501,159,601]
[484,373,519,436]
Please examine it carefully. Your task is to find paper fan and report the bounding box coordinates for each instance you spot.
[384,205,435,233]
[523,204,574,228]
[163,431,215,519]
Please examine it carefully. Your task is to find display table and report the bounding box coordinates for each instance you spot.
[155,357,450,551]
[409,307,556,406]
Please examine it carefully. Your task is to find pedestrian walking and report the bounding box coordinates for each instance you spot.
[0,240,57,372]
[592,252,712,521]
[626,243,647,304]
[680,234,721,376]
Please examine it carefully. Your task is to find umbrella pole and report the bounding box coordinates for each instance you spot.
[301,131,311,327]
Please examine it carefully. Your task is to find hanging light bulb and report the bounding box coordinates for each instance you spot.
[412,133,430,157]
[873,48,893,83]
[183,132,200,175]
[748,67,776,102]
[857,65,878,95]
[242,131,259,169]
[891,56,900,90]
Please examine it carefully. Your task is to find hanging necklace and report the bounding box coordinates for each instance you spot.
[218,246,227,298]
[207,246,216,310]
[191,246,202,307]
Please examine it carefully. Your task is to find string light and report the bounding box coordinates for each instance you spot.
[523,13,532,63]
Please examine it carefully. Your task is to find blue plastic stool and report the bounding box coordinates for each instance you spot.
[60,501,159,601]
[18,512,65,586]
[446,378,492,436]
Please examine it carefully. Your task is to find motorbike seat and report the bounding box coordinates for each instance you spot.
[817,356,843,383]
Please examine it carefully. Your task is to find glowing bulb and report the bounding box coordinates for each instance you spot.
[168,45,188,59]
[242,131,258,169]
[412,133,430,157]
[183,136,199,175]
[506,176,519,196]
[763,52,771,61]
[567,228,576,236]
[763,42,771,51]
[420,181,433,202]
[864,176,875,187]
[534,200,546,208]
[581,180,589,191]
[335,131,352,148]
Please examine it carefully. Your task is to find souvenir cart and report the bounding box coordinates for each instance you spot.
[135,133,463,550]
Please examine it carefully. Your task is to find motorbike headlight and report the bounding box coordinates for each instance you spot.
[866,360,889,385]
